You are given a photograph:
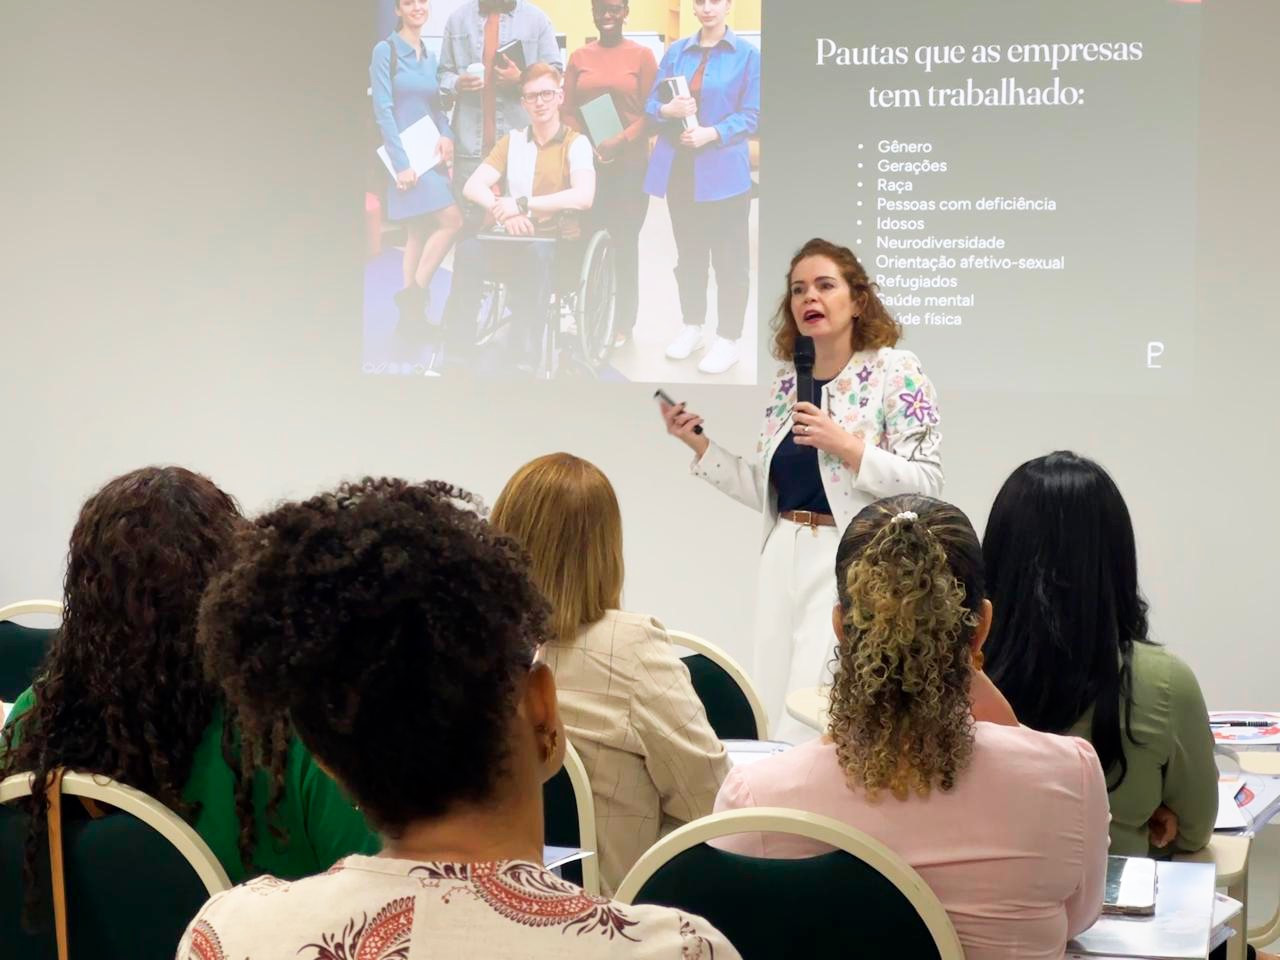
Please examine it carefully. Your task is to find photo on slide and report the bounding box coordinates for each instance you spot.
[362,0,761,384]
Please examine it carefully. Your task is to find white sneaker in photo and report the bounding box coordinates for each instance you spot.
[665,324,707,360]
[698,336,740,374]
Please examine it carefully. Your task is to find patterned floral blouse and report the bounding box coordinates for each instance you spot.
[693,346,944,542]
[178,855,740,960]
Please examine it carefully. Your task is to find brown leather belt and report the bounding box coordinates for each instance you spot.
[780,510,837,528]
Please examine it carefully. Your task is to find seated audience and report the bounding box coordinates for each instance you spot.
[491,453,730,896]
[0,467,376,892]
[440,63,596,372]
[712,494,1109,960]
[183,477,738,958]
[983,451,1218,856]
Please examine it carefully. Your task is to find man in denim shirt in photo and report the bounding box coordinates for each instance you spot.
[439,0,563,198]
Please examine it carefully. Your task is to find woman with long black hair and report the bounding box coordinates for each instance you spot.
[982,451,1217,857]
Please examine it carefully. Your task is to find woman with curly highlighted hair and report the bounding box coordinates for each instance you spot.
[712,495,1110,960]
[182,477,739,959]
[0,467,377,911]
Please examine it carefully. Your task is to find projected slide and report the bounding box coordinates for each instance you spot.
[762,0,1200,393]
[362,0,762,384]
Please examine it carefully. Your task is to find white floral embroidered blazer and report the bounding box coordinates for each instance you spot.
[692,347,944,544]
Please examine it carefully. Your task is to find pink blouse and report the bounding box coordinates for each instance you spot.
[713,722,1110,960]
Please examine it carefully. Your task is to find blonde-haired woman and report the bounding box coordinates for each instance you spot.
[713,495,1110,960]
[492,453,729,896]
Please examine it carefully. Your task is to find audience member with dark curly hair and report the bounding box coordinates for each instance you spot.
[182,477,739,959]
[0,466,377,899]
[711,494,1110,960]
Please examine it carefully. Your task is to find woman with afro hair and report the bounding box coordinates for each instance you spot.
[182,477,738,959]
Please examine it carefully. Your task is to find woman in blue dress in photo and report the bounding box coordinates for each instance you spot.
[371,0,464,324]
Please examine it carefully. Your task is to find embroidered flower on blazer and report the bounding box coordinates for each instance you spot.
[898,387,938,425]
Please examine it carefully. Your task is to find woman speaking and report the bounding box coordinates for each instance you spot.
[660,238,944,742]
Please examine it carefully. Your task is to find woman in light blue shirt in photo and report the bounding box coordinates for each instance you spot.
[371,0,464,326]
[645,0,760,376]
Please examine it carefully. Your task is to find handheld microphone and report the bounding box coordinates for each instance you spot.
[793,336,816,407]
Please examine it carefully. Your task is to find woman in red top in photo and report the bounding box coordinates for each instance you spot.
[563,0,658,348]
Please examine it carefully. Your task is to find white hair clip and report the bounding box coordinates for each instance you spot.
[890,510,919,523]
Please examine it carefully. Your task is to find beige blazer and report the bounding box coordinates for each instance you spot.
[543,610,731,896]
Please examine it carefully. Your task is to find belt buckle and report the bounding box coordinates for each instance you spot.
[793,510,818,534]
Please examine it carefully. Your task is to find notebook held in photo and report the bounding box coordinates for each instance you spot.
[579,94,625,147]
[496,38,526,72]
[660,75,698,131]
[376,114,443,178]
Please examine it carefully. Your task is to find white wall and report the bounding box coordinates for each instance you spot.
[1,0,1277,707]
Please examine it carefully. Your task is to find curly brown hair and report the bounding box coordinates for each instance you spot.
[828,495,984,802]
[197,478,552,836]
[0,466,266,916]
[771,237,901,361]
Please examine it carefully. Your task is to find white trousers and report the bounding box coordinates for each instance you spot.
[751,518,841,744]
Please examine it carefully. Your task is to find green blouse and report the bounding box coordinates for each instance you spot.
[1068,642,1218,857]
[2,687,378,883]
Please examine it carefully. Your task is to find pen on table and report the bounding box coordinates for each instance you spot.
[1210,720,1279,728]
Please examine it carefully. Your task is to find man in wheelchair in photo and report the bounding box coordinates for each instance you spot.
[439,62,597,374]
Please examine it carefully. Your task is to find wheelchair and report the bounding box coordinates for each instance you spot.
[472,228,617,378]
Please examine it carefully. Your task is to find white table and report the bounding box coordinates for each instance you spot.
[1174,835,1251,960]
[724,739,792,768]
[1069,860,1217,959]
[784,686,828,733]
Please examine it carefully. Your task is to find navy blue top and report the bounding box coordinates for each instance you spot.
[769,378,833,515]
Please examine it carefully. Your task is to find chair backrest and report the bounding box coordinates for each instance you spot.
[668,630,769,741]
[541,739,600,895]
[0,600,62,703]
[615,807,964,960]
[0,770,231,960]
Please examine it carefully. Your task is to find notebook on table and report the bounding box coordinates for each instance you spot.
[1209,711,1280,746]
[1070,859,1215,959]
